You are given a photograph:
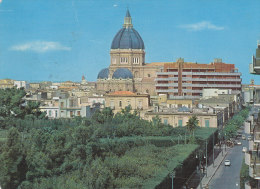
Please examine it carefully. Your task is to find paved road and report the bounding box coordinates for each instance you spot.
[209,135,249,189]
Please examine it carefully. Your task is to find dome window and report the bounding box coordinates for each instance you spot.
[133,57,139,64]
[120,57,128,64]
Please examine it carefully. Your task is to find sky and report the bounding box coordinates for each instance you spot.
[0,0,260,84]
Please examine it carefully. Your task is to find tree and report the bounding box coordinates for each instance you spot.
[186,116,199,138]
[0,127,27,189]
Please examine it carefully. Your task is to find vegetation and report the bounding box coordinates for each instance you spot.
[223,107,249,139]
[0,88,216,189]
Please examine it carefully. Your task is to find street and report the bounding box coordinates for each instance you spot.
[209,134,249,189]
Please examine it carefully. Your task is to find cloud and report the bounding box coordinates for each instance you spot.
[179,21,224,31]
[113,4,118,7]
[0,0,2,3]
[10,41,71,53]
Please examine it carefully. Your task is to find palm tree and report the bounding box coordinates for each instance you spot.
[186,115,199,138]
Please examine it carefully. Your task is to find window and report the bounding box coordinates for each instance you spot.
[55,110,58,117]
[112,57,116,64]
[61,102,64,108]
[147,74,151,77]
[119,101,122,107]
[205,119,210,127]
[69,99,73,107]
[138,100,143,108]
[77,111,81,116]
[127,100,131,105]
[178,119,183,127]
[48,110,52,117]
[133,57,139,64]
[164,118,168,125]
[70,111,73,118]
[110,101,114,108]
[120,57,128,64]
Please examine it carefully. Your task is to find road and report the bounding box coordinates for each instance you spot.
[209,134,249,189]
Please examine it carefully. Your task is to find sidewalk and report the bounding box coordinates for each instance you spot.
[197,146,229,189]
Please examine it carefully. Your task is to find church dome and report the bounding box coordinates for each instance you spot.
[111,9,145,50]
[112,68,133,79]
[97,68,109,79]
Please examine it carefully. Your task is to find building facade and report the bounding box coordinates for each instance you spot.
[105,91,150,114]
[155,58,242,97]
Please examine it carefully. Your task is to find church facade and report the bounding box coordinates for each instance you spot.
[96,9,163,95]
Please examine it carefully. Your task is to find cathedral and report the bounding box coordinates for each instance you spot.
[96,9,163,95]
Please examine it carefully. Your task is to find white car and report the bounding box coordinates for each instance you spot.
[247,136,252,141]
[242,147,247,152]
[224,160,231,166]
[237,141,242,145]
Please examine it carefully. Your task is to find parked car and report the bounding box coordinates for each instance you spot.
[242,147,247,152]
[237,141,242,145]
[242,135,246,140]
[247,136,252,141]
[224,160,231,166]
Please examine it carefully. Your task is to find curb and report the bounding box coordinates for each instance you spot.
[207,149,229,185]
[198,148,229,189]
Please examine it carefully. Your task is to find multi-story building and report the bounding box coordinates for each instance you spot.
[250,41,260,75]
[0,79,14,89]
[105,91,150,114]
[155,58,242,98]
[144,106,223,128]
[245,111,260,189]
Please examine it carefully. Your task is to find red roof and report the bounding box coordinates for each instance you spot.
[109,91,135,95]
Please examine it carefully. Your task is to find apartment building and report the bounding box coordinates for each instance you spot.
[155,58,242,98]
[245,110,260,189]
[249,41,260,75]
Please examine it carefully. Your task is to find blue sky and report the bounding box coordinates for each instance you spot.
[0,0,260,83]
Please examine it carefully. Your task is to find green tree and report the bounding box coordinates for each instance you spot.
[0,127,27,189]
[186,116,199,138]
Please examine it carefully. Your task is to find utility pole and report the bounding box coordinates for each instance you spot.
[196,153,203,189]
[205,140,208,177]
[213,132,215,167]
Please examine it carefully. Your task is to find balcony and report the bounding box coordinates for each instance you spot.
[155,83,178,87]
[245,121,251,134]
[155,78,178,81]
[156,72,178,75]
[181,83,241,88]
[249,164,260,179]
[156,89,178,93]
[245,151,251,165]
[248,140,256,151]
[182,77,242,82]
[181,72,241,76]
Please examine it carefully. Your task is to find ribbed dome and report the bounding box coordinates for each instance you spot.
[112,68,133,79]
[111,9,144,50]
[111,28,145,49]
[97,68,109,79]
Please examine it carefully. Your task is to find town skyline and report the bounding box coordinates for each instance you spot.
[1,0,260,83]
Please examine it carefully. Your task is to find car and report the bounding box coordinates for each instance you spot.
[236,141,242,145]
[224,160,231,166]
[242,135,246,140]
[247,136,252,141]
[242,147,247,152]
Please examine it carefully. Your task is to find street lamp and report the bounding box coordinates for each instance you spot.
[170,171,175,189]
[196,152,203,189]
